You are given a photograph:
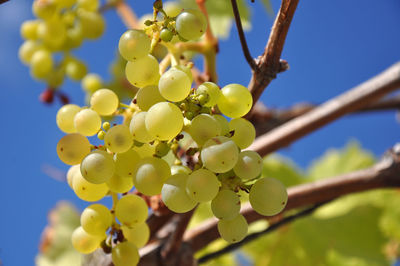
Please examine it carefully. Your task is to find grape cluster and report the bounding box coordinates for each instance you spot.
[55,6,288,266]
[19,0,105,102]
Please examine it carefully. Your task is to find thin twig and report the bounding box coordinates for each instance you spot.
[0,0,9,5]
[249,62,400,157]
[115,1,140,29]
[230,0,257,70]
[183,147,400,252]
[198,201,329,263]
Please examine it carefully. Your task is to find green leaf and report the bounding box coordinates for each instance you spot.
[262,155,304,187]
[259,0,274,16]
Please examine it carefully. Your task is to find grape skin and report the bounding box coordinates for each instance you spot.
[201,136,239,173]
[71,226,104,254]
[119,29,151,61]
[57,133,90,165]
[121,223,150,248]
[115,194,148,226]
[217,84,253,118]
[80,204,112,236]
[211,189,241,220]
[90,88,119,116]
[112,241,139,266]
[186,169,220,202]
[233,150,263,180]
[176,9,207,41]
[162,173,197,213]
[217,214,248,243]
[80,150,115,184]
[104,124,133,154]
[56,104,81,133]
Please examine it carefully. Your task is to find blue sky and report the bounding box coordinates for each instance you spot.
[0,0,399,265]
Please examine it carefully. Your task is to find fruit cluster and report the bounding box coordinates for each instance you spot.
[55,5,288,266]
[19,0,105,102]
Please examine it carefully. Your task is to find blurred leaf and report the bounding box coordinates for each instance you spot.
[260,0,274,16]
[263,155,304,187]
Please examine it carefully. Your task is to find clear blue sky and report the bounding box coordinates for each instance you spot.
[0,0,399,265]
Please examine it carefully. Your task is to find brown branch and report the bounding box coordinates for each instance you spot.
[183,146,400,252]
[230,0,256,70]
[0,0,9,5]
[147,212,175,241]
[198,201,329,263]
[249,62,400,157]
[250,94,400,137]
[247,0,299,107]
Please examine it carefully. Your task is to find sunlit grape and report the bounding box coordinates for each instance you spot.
[56,104,81,133]
[217,84,252,118]
[57,133,90,165]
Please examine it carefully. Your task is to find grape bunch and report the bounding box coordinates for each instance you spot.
[19,0,105,103]
[55,5,288,266]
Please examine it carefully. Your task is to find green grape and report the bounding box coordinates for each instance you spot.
[82,73,103,93]
[20,20,40,40]
[106,173,133,193]
[201,136,239,173]
[133,143,155,158]
[61,10,76,26]
[46,66,65,88]
[136,85,165,111]
[161,173,197,213]
[80,204,112,236]
[160,28,173,42]
[197,82,221,107]
[18,41,42,65]
[112,241,139,266]
[77,0,99,11]
[66,164,80,189]
[176,9,207,41]
[155,142,170,157]
[54,0,76,8]
[186,169,220,202]
[37,19,67,50]
[229,118,256,149]
[213,115,229,136]
[74,108,102,136]
[133,157,171,196]
[187,114,220,146]
[129,112,154,143]
[77,10,105,39]
[217,84,253,118]
[65,58,88,81]
[211,189,241,220]
[64,25,84,50]
[71,226,103,254]
[32,0,56,20]
[171,165,192,175]
[72,171,109,202]
[125,54,160,88]
[173,65,193,83]
[104,125,133,153]
[30,49,53,79]
[90,88,119,116]
[121,223,150,248]
[80,150,115,184]
[249,178,288,216]
[114,149,141,178]
[217,214,248,243]
[115,194,148,226]
[145,102,184,141]
[56,104,81,133]
[118,29,151,61]
[233,150,262,180]
[158,68,191,102]
[163,2,182,17]
[57,133,90,165]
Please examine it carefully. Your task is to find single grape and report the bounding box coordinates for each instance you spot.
[133,143,155,158]
[65,58,88,81]
[104,125,133,153]
[66,164,80,189]
[115,194,148,226]
[211,189,241,220]
[173,65,193,83]
[136,85,165,111]
[213,115,230,136]
[77,0,99,11]
[217,214,248,243]
[145,102,184,141]
[163,2,182,17]
[233,150,262,180]
[74,108,102,136]
[114,149,141,178]
[46,67,65,88]
[77,10,105,39]
[20,20,40,40]
[72,170,109,201]
[64,25,84,50]
[82,73,103,93]
[56,104,81,133]
[160,28,173,42]
[196,82,221,107]
[119,29,151,61]
[176,9,207,41]
[90,88,119,116]
[217,84,253,118]
[171,165,192,175]
[32,0,57,20]
[80,150,115,184]
[249,178,288,216]
[18,41,42,65]
[133,157,171,196]
[229,118,256,149]
[106,173,134,193]
[125,54,160,88]
[201,136,239,173]
[186,169,220,202]
[187,114,221,146]
[112,241,139,266]
[162,173,197,213]
[37,19,66,50]
[129,112,154,143]
[30,49,53,79]
[80,204,112,236]
[71,226,103,254]
[158,68,191,102]
[57,133,91,165]
[121,223,150,248]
